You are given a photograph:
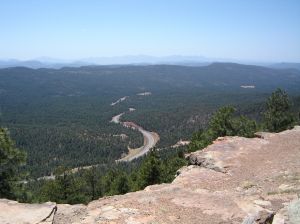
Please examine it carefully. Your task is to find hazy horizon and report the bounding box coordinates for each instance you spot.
[1,0,300,62]
[2,54,300,66]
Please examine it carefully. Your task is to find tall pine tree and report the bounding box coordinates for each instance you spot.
[0,128,26,199]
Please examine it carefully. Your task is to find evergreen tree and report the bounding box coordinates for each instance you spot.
[102,169,118,195]
[231,116,257,138]
[0,128,26,199]
[137,150,161,189]
[54,166,72,201]
[263,88,295,132]
[208,106,236,137]
[38,180,61,202]
[84,166,99,200]
[189,106,257,152]
[161,156,187,183]
[110,172,130,195]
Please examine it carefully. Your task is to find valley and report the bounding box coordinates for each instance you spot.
[0,63,300,178]
[1,2,300,222]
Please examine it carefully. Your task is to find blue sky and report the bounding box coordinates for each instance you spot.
[0,0,300,62]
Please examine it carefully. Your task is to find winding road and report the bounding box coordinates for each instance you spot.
[36,95,158,180]
[110,113,124,123]
[111,111,159,162]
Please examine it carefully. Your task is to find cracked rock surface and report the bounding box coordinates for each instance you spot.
[1,126,300,223]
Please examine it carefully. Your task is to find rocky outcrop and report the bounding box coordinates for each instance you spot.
[1,127,300,224]
[0,199,57,224]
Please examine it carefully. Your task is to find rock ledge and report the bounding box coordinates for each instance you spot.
[1,127,300,223]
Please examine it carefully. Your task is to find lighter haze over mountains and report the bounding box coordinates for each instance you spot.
[1,56,300,70]
[1,0,300,62]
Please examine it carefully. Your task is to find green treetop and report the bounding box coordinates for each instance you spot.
[0,128,26,199]
[263,88,296,132]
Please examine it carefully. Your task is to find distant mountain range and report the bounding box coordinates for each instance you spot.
[268,62,300,70]
[0,55,211,68]
[0,56,299,70]
[0,59,89,69]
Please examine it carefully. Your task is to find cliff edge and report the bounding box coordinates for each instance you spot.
[1,127,300,224]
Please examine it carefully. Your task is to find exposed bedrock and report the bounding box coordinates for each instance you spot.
[1,126,300,223]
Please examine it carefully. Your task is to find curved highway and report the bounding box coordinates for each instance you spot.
[111,111,159,162]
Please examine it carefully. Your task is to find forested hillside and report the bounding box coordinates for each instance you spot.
[1,63,300,178]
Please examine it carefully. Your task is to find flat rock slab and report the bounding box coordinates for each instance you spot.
[0,199,56,224]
